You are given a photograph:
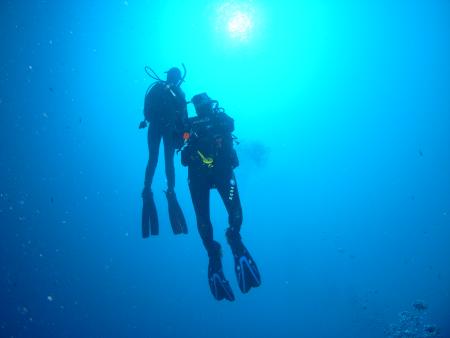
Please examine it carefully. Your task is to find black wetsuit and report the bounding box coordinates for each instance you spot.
[181,112,241,256]
[143,82,187,191]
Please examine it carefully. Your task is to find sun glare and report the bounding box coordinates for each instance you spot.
[216,2,255,42]
[227,11,253,40]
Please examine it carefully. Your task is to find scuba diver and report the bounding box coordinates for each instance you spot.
[181,93,261,301]
[140,65,188,237]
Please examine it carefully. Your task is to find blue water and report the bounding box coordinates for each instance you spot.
[1,1,449,337]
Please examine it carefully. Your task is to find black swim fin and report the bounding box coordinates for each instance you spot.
[165,191,188,235]
[208,251,235,302]
[228,236,261,293]
[142,188,159,237]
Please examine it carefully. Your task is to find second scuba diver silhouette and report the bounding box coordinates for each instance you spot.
[140,65,188,237]
[181,93,261,301]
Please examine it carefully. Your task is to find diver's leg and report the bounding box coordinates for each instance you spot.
[162,130,175,192]
[142,124,162,237]
[144,124,162,190]
[190,174,234,301]
[216,171,261,293]
[188,176,218,254]
[162,129,187,234]
[216,171,243,237]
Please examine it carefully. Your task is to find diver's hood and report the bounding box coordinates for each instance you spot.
[191,93,211,107]
[144,63,187,86]
[165,67,182,83]
[191,93,214,116]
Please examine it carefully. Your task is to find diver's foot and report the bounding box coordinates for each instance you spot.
[142,188,159,236]
[165,190,188,235]
[208,253,235,302]
[226,231,261,294]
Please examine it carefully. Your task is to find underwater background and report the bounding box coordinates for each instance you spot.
[1,0,449,337]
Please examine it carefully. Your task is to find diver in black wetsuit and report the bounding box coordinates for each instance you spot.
[181,93,261,301]
[140,66,188,237]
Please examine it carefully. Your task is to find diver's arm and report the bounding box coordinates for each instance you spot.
[143,90,152,123]
[139,92,152,129]
[144,87,155,122]
[143,82,163,123]
[179,92,188,124]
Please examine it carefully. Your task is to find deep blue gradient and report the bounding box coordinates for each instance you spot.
[1,1,449,337]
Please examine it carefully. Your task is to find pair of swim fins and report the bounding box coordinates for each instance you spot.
[208,241,261,301]
[141,189,187,238]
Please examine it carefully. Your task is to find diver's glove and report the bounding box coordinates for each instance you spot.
[139,120,148,129]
